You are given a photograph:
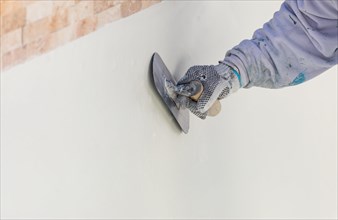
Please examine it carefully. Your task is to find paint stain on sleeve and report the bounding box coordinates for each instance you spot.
[289,72,305,86]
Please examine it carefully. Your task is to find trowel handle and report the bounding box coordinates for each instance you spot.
[189,81,221,117]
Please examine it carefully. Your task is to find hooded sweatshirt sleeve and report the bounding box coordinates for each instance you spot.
[223,0,338,88]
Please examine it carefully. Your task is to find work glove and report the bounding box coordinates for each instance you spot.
[176,62,242,119]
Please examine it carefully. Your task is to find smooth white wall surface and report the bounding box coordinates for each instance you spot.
[1,1,337,219]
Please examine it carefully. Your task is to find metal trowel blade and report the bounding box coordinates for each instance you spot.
[151,52,189,133]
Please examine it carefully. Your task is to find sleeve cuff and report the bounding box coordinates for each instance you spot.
[221,55,250,88]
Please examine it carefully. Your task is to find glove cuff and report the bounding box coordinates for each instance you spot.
[214,63,241,92]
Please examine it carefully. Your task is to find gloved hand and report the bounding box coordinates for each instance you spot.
[176,62,242,119]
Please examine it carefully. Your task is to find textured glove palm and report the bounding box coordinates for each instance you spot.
[176,63,241,119]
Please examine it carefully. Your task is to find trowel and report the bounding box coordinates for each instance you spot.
[151,53,221,133]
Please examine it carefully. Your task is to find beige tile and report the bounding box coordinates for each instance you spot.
[97,4,121,28]
[0,0,34,17]
[1,7,26,34]
[1,28,22,55]
[26,1,53,23]
[75,15,97,38]
[121,0,142,18]
[2,44,27,70]
[25,37,44,57]
[50,6,69,33]
[20,36,49,62]
[93,0,116,14]
[23,17,50,45]
[67,1,94,24]
[141,0,161,10]
[41,25,75,53]
[111,1,124,6]
[53,0,77,9]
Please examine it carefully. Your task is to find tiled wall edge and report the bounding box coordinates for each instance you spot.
[0,0,161,72]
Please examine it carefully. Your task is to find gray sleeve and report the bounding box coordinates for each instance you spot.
[223,0,338,89]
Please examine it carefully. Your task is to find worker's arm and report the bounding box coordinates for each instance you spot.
[177,0,338,119]
[224,0,338,88]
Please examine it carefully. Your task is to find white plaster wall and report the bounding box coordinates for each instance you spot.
[1,1,337,219]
